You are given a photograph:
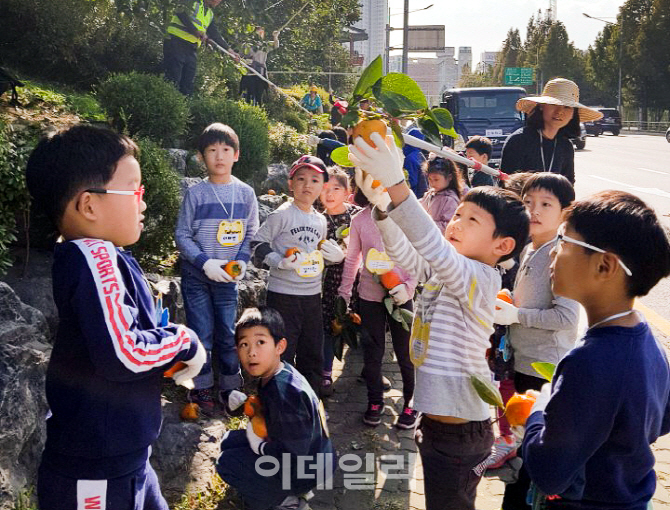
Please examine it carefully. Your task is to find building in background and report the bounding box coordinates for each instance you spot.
[458,47,472,75]
[349,0,388,68]
[478,51,500,72]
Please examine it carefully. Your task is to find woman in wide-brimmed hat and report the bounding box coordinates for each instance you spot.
[500,78,603,185]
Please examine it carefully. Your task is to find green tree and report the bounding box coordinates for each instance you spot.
[493,28,522,84]
[635,0,670,118]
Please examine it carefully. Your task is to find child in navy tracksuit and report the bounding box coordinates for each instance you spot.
[217,307,335,510]
[25,125,205,510]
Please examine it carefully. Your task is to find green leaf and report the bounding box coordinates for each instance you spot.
[401,320,410,332]
[352,56,383,100]
[470,374,504,408]
[399,307,414,325]
[383,297,394,315]
[391,308,403,323]
[333,334,344,361]
[340,109,360,129]
[330,146,355,168]
[390,121,404,147]
[417,117,442,146]
[429,108,454,132]
[335,296,347,317]
[532,362,556,382]
[373,73,428,114]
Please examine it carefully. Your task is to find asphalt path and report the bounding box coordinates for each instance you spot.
[573,132,670,329]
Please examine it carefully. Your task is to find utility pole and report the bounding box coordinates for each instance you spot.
[402,0,409,74]
[583,13,623,114]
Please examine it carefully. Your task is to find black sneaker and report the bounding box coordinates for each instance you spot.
[188,388,214,415]
[395,406,419,430]
[363,402,383,427]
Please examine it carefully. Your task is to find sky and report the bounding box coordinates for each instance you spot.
[387,0,627,66]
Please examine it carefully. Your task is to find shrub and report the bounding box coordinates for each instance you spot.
[129,139,181,270]
[97,72,189,146]
[268,122,311,164]
[189,97,270,183]
[0,123,36,275]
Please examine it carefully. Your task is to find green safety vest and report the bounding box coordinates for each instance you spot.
[166,1,213,47]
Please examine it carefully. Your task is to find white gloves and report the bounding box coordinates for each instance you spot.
[354,168,391,211]
[203,259,232,283]
[173,342,206,389]
[494,298,520,325]
[226,390,248,412]
[530,384,551,416]
[389,284,412,305]
[349,132,405,189]
[233,260,247,282]
[320,239,345,263]
[277,250,305,270]
[246,422,266,455]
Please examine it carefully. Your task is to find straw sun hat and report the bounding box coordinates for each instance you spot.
[516,78,604,122]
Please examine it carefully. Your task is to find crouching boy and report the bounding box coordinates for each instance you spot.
[217,307,335,510]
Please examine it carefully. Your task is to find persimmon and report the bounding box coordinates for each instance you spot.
[352,119,387,149]
[244,395,268,438]
[349,312,362,325]
[505,392,537,427]
[223,261,242,278]
[180,402,200,421]
[267,189,276,195]
[285,247,301,258]
[380,270,402,290]
[497,289,513,304]
[164,361,187,379]
[331,318,343,335]
[318,239,326,249]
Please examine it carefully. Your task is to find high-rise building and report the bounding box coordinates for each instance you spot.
[388,48,459,105]
[458,47,472,76]
[478,51,500,72]
[350,0,389,68]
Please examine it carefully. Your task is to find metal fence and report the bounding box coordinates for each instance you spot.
[622,121,668,133]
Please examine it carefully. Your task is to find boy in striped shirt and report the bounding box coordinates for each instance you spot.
[350,132,529,510]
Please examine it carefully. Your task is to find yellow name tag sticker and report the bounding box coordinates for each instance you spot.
[409,316,430,367]
[217,220,245,247]
[365,248,395,274]
[296,250,324,278]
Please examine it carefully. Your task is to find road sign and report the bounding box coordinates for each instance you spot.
[407,25,445,51]
[504,67,534,86]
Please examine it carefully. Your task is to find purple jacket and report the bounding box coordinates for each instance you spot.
[419,188,460,233]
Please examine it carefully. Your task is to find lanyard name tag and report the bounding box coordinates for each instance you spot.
[409,316,431,367]
[296,250,324,278]
[217,220,245,247]
[365,248,395,274]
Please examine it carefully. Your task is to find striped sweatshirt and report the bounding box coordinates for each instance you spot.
[375,194,500,421]
[175,177,259,282]
[43,239,200,479]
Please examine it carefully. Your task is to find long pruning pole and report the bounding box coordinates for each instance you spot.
[208,41,312,115]
[276,0,312,33]
[403,133,509,181]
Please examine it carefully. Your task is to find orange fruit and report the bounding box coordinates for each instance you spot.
[243,395,268,438]
[223,261,242,278]
[180,402,200,421]
[349,312,362,325]
[164,361,187,379]
[331,318,343,335]
[497,289,513,304]
[268,189,276,195]
[380,270,402,290]
[285,247,301,258]
[352,119,387,149]
[318,239,326,249]
[505,392,537,427]
[371,179,383,189]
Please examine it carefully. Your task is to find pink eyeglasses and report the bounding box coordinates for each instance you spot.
[85,185,145,204]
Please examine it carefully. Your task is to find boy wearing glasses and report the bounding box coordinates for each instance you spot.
[521,190,670,509]
[175,123,259,415]
[25,125,206,510]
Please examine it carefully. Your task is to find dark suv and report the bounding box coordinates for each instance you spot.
[596,108,622,136]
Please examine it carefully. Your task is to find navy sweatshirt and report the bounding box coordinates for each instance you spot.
[523,322,670,509]
[42,239,200,479]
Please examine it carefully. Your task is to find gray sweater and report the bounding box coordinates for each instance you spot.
[509,240,581,377]
[251,201,327,296]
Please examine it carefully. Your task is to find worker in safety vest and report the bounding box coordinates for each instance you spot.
[164,0,239,96]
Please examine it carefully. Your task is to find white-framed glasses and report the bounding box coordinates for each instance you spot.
[555,233,633,276]
[85,185,145,204]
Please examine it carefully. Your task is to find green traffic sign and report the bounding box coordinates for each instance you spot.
[504,67,534,86]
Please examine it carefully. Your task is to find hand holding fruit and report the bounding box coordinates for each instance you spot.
[246,422,266,455]
[172,342,207,388]
[354,168,391,211]
[278,248,305,270]
[494,291,520,325]
[226,260,247,282]
[203,258,231,283]
[320,239,345,263]
[389,283,411,305]
[349,131,405,190]
[530,383,551,415]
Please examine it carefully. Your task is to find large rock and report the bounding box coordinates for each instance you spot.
[258,193,290,225]
[0,283,50,510]
[261,163,289,195]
